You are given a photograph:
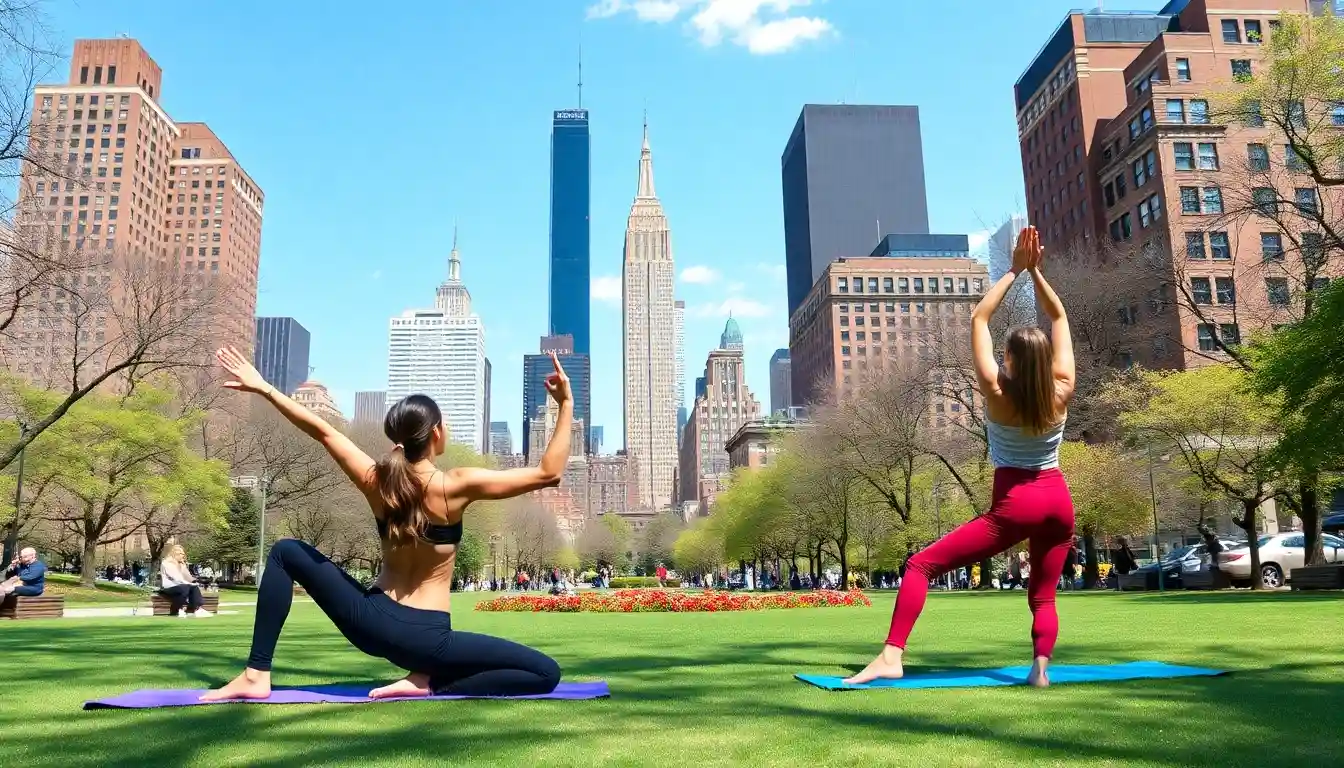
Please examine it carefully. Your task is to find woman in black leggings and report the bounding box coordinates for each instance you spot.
[203,346,571,701]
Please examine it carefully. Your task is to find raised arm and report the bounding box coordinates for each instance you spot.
[971,227,1042,396]
[215,346,377,495]
[449,352,572,502]
[1028,257,1076,401]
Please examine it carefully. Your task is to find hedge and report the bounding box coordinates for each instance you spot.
[608,576,682,589]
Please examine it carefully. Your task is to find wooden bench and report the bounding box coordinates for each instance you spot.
[149,593,221,616]
[1182,569,1231,590]
[0,594,65,619]
[1117,572,1160,591]
[1290,564,1344,591]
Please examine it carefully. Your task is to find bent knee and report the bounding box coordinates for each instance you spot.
[906,554,935,578]
[269,538,306,560]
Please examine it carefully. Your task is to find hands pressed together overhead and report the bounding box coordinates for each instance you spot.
[1011,225,1044,274]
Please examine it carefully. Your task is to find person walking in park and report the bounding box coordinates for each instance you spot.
[202,346,572,701]
[847,226,1076,689]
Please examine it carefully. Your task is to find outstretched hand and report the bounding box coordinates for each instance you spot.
[543,351,572,404]
[216,346,272,395]
[1012,225,1043,273]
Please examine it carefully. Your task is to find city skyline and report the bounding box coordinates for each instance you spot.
[24,1,1150,450]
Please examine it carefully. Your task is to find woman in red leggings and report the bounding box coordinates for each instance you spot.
[847,225,1076,688]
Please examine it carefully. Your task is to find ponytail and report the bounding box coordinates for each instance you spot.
[374,446,429,545]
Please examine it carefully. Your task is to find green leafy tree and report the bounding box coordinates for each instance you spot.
[577,513,633,571]
[1104,367,1281,588]
[453,528,487,583]
[1059,442,1152,586]
[672,518,725,579]
[635,511,683,574]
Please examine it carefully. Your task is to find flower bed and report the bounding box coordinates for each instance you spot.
[475,588,871,613]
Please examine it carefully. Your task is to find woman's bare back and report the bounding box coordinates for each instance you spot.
[371,470,467,612]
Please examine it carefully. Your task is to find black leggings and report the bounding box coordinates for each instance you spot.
[160,584,204,614]
[247,539,561,696]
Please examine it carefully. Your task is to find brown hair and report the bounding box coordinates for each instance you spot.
[374,394,441,545]
[999,327,1058,435]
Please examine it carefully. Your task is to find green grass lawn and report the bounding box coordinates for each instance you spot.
[43,573,256,607]
[1,590,1341,767]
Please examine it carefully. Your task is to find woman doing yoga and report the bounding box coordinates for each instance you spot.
[202,347,572,701]
[847,225,1077,688]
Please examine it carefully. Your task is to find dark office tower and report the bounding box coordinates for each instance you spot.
[769,348,792,416]
[522,334,592,458]
[482,357,492,455]
[781,105,931,317]
[254,317,310,396]
[549,109,591,355]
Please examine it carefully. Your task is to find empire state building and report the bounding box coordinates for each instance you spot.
[622,122,677,510]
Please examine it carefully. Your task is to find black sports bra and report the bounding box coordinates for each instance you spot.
[374,469,463,546]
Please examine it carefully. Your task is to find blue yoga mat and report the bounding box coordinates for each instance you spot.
[796,661,1226,690]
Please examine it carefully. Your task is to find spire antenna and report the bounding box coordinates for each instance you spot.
[578,42,584,107]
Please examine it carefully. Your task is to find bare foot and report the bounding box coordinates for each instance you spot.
[200,669,272,701]
[843,645,904,685]
[369,672,432,699]
[1026,656,1050,688]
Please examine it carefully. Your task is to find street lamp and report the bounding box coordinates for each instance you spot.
[4,422,28,563]
[1146,450,1171,592]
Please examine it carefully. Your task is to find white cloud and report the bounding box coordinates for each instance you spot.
[690,296,772,318]
[592,275,622,305]
[755,262,786,281]
[588,0,834,54]
[679,265,721,284]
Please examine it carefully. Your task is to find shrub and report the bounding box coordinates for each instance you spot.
[608,576,682,589]
[475,588,871,613]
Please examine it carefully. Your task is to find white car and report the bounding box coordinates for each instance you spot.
[1218,533,1344,588]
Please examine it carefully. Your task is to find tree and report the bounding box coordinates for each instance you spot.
[454,528,487,583]
[1058,442,1152,586]
[1104,366,1281,588]
[192,488,261,576]
[41,386,232,585]
[576,512,632,571]
[672,518,724,579]
[634,511,682,574]
[500,498,560,575]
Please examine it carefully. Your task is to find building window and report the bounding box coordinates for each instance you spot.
[1215,276,1236,305]
[1246,100,1265,127]
[1191,277,1213,305]
[107,65,116,85]
[1311,276,1330,293]
[1118,304,1139,325]
[1332,103,1344,126]
[882,277,893,293]
[1220,324,1241,346]
[1141,106,1153,132]
[1133,156,1148,186]
[1129,116,1141,140]
[1295,187,1319,217]
[1285,144,1307,172]
[1202,187,1224,214]
[1265,277,1290,306]
[1176,58,1191,81]
[837,277,847,293]
[897,277,909,293]
[867,277,878,293]
[1186,231,1206,259]
[1247,143,1270,171]
[1190,100,1210,124]
[1303,232,1325,263]
[1104,181,1116,207]
[1261,232,1283,260]
[841,346,850,356]
[1197,324,1217,351]
[853,277,865,293]
[1288,101,1307,128]
[1222,18,1241,43]
[958,278,968,294]
[1165,96,1184,123]
[1174,143,1195,170]
[1253,187,1278,215]
[1197,143,1220,170]
[1231,59,1253,80]
[928,278,940,295]
[1180,187,1200,213]
[79,65,88,84]
[913,278,924,294]
[1209,231,1231,260]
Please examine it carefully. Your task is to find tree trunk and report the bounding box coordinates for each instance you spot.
[2,519,17,565]
[837,540,849,590]
[81,536,98,586]
[977,557,995,590]
[1082,531,1101,588]
[1237,499,1263,590]
[1300,477,1325,566]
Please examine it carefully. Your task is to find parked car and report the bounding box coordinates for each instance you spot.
[1218,533,1344,588]
[1133,541,1240,587]
[1322,513,1344,536]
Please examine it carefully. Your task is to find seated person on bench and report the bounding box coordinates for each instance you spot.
[1,547,46,598]
[160,545,213,618]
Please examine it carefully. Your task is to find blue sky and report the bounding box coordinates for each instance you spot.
[45,0,1169,450]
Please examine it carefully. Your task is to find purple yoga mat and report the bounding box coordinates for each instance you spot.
[83,681,610,709]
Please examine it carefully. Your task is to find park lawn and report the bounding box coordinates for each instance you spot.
[1,590,1341,768]
[42,574,258,608]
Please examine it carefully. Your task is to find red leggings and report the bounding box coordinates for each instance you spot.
[886,467,1076,658]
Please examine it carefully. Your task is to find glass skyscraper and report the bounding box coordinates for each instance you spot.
[254,317,310,396]
[548,109,591,355]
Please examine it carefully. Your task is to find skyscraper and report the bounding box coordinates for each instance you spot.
[522,334,591,458]
[482,356,492,455]
[254,317,310,396]
[622,122,678,511]
[674,299,686,442]
[989,215,1034,320]
[769,348,792,416]
[781,105,930,317]
[589,426,604,455]
[488,421,512,457]
[549,108,591,355]
[677,318,761,512]
[386,234,486,452]
[353,390,387,426]
[9,39,264,386]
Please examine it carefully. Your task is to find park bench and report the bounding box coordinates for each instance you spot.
[0,594,65,619]
[149,593,221,616]
[1117,572,1160,591]
[1181,570,1231,590]
[1289,564,1344,591]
